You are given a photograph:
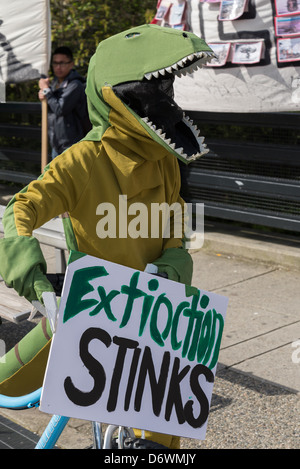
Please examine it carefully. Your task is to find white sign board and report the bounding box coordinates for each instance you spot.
[40,252,228,440]
[0,0,51,84]
[154,0,300,112]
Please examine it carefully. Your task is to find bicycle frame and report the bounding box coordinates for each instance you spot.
[0,388,68,449]
[0,389,135,449]
[35,414,70,449]
[0,388,41,410]
[0,266,158,449]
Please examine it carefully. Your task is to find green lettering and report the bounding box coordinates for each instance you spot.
[197,309,213,363]
[150,293,173,347]
[182,291,202,358]
[206,309,224,369]
[89,286,120,321]
[138,278,159,336]
[63,266,109,323]
[170,301,189,351]
[120,272,146,328]
[187,310,204,361]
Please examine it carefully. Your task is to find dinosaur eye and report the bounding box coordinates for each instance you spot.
[125,32,140,39]
[182,32,188,38]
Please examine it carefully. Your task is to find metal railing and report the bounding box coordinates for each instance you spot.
[1,102,300,232]
[0,102,42,184]
[182,111,300,233]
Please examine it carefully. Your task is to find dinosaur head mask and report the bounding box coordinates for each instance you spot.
[85,24,215,164]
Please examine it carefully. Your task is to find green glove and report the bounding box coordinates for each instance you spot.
[0,236,54,303]
[153,247,193,285]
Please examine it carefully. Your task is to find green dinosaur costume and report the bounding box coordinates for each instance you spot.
[0,24,214,448]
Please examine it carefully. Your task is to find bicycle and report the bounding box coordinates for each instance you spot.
[0,387,170,449]
[0,269,170,450]
[0,256,226,450]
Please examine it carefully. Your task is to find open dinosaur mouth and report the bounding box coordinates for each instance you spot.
[113,50,215,162]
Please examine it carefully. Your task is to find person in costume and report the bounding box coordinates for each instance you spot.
[0,24,215,448]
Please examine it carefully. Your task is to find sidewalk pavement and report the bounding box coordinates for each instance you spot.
[0,218,299,449]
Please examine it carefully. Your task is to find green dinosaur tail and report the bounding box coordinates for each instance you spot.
[0,317,52,396]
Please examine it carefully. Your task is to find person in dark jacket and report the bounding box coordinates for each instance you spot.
[38,46,91,158]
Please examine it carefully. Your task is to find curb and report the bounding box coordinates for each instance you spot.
[191,222,300,270]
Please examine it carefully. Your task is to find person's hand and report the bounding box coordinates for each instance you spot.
[0,236,54,304]
[39,77,50,90]
[38,77,50,101]
[38,89,46,101]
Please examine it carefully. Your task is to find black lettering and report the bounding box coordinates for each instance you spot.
[106,336,139,412]
[64,327,111,406]
[164,357,190,424]
[134,347,170,417]
[124,347,141,411]
[184,364,214,428]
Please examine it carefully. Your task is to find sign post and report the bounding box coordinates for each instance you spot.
[40,252,228,440]
[41,99,48,171]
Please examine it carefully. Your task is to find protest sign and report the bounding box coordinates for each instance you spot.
[40,251,228,440]
[0,0,51,85]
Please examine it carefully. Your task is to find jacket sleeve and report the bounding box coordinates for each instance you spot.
[0,144,92,302]
[47,80,84,117]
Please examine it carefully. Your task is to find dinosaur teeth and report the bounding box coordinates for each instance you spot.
[175,147,184,154]
[182,115,210,159]
[141,111,209,161]
[143,50,216,80]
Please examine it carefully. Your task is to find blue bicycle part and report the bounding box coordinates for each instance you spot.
[0,388,69,449]
[35,414,70,449]
[0,387,41,409]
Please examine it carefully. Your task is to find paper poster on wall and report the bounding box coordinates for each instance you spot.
[152,0,188,30]
[207,42,231,66]
[231,41,263,64]
[275,0,300,16]
[167,0,300,112]
[275,14,300,36]
[154,0,172,21]
[169,0,186,25]
[40,252,228,440]
[277,36,300,62]
[219,0,248,21]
